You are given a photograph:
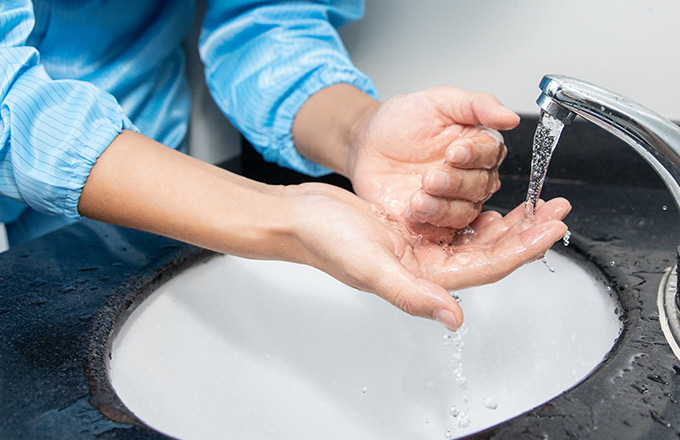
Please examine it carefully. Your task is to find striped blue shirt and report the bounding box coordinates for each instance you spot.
[0,0,376,245]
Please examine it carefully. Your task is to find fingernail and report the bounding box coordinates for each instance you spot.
[448,145,469,164]
[478,127,504,144]
[434,309,460,331]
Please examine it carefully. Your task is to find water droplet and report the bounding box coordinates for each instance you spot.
[562,229,571,246]
[449,406,460,417]
[444,431,454,439]
[361,386,367,394]
[443,334,451,340]
[458,416,471,428]
[424,417,430,424]
[609,260,616,266]
[662,205,668,211]
[482,397,498,410]
[541,258,555,273]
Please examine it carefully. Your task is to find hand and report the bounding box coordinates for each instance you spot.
[81,131,569,333]
[288,182,570,331]
[348,86,519,241]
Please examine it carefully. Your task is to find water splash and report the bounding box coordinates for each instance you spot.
[562,229,571,246]
[541,258,556,273]
[482,397,498,410]
[443,324,471,429]
[525,112,566,219]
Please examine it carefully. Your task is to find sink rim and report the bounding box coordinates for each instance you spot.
[0,176,676,438]
[86,229,627,436]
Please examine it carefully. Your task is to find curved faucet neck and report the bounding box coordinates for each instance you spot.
[537,74,680,208]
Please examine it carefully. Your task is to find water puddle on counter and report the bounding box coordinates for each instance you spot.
[524,111,566,218]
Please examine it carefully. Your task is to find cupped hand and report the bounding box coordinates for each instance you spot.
[348,86,520,242]
[288,182,570,332]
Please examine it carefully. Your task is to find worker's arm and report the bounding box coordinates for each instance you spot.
[79,131,570,331]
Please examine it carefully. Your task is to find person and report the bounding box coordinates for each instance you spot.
[0,0,569,331]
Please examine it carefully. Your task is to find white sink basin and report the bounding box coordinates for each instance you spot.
[110,249,621,439]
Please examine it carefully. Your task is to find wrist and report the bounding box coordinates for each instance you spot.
[292,84,380,178]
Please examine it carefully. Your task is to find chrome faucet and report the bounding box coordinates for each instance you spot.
[535,74,680,361]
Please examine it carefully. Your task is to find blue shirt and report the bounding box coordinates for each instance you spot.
[0,0,377,245]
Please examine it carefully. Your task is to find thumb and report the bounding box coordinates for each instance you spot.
[425,86,520,131]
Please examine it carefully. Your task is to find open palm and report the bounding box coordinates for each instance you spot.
[291,183,569,331]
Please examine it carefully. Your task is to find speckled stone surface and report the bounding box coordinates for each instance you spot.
[2,117,680,439]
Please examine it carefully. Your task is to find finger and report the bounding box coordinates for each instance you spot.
[445,130,507,170]
[422,165,499,202]
[469,210,502,230]
[434,219,568,290]
[463,198,571,245]
[408,189,481,228]
[425,86,520,130]
[534,197,572,222]
[499,197,571,227]
[358,250,464,331]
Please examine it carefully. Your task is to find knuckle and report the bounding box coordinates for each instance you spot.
[467,202,483,223]
[498,144,508,164]
[467,171,490,202]
[393,292,417,316]
[450,170,464,193]
[447,201,477,229]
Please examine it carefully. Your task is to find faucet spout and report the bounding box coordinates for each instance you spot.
[536,74,680,361]
[536,74,680,206]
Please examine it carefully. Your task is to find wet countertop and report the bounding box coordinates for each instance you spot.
[1,116,680,439]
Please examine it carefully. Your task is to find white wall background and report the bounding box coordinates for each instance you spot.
[186,0,680,164]
[341,0,680,119]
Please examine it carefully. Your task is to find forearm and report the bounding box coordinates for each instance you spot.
[79,130,299,261]
[200,1,376,177]
[292,83,380,178]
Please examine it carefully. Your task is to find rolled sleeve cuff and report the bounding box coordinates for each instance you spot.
[264,67,378,177]
[64,115,137,219]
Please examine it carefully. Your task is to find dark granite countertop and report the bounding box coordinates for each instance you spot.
[2,117,680,439]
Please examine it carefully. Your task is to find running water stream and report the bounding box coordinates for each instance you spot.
[524,111,566,218]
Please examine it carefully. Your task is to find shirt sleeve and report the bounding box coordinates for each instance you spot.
[0,1,137,219]
[199,0,378,177]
